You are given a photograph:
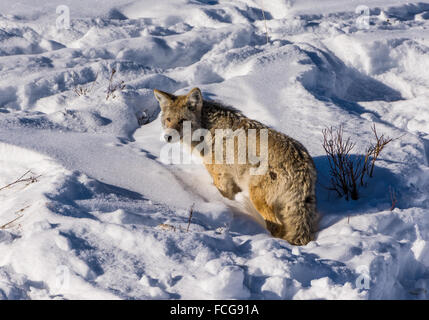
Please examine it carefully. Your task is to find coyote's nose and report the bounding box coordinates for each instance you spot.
[164,134,172,143]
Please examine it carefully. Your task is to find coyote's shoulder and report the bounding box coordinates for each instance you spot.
[154,87,319,246]
[200,100,266,131]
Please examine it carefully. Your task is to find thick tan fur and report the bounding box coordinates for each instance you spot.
[154,87,319,245]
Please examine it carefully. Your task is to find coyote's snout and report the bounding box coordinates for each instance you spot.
[154,87,319,245]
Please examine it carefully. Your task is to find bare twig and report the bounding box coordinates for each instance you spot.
[0,206,29,229]
[322,124,400,201]
[156,205,195,233]
[186,203,195,232]
[106,68,126,101]
[0,170,41,192]
[14,205,30,214]
[368,124,394,177]
[322,126,362,200]
[389,186,397,211]
[0,214,23,229]
[72,72,98,97]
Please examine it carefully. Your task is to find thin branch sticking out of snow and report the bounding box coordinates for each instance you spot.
[0,205,30,230]
[106,68,126,101]
[0,170,41,192]
[186,203,195,232]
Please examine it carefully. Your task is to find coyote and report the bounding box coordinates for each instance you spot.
[154,87,319,245]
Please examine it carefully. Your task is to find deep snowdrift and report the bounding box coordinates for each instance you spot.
[0,0,428,299]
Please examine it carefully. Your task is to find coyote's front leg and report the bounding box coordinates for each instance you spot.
[205,165,241,200]
[249,185,284,238]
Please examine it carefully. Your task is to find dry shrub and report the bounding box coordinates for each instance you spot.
[72,72,98,97]
[106,68,126,100]
[322,124,395,200]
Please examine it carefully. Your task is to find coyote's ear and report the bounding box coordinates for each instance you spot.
[154,89,174,109]
[187,87,203,112]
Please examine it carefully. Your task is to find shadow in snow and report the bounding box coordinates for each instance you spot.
[300,46,402,119]
[313,154,402,229]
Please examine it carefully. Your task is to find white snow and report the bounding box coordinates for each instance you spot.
[0,0,429,299]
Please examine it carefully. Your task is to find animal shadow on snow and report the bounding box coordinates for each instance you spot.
[46,172,150,219]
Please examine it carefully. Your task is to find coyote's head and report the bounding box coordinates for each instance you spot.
[153,87,203,143]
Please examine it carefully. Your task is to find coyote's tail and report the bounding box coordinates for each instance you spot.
[281,196,319,245]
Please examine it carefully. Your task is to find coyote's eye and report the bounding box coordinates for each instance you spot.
[178,119,184,125]
[166,117,171,122]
